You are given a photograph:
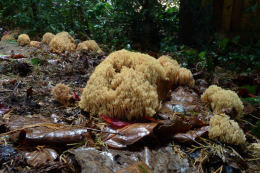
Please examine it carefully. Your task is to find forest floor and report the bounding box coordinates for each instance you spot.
[0,40,259,173]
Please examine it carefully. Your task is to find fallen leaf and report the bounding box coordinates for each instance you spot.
[173,126,209,144]
[101,115,131,128]
[167,87,206,113]
[26,87,33,98]
[24,148,58,167]
[73,91,80,101]
[11,53,25,59]
[0,104,10,116]
[116,161,153,173]
[155,117,192,137]
[104,123,158,148]
[5,115,91,145]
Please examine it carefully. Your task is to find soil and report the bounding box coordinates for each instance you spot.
[0,41,259,173]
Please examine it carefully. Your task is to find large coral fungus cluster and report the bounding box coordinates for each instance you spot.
[42,32,55,44]
[77,40,103,53]
[49,32,76,53]
[158,55,195,87]
[17,34,30,46]
[51,83,72,105]
[209,114,246,145]
[201,85,244,119]
[79,49,195,120]
[80,50,165,120]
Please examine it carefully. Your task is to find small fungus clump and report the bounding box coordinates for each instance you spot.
[77,40,103,54]
[201,85,244,118]
[30,41,41,48]
[209,114,246,145]
[17,34,30,46]
[49,32,76,54]
[42,32,55,44]
[51,83,72,105]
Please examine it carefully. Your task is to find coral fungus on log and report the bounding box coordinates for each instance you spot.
[17,34,30,46]
[79,49,195,120]
[209,114,246,145]
[77,40,103,54]
[49,32,76,53]
[41,32,55,44]
[201,85,244,118]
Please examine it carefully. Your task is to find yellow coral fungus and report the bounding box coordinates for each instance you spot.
[1,34,15,41]
[209,114,246,145]
[201,85,222,102]
[17,34,30,46]
[158,55,180,82]
[158,55,195,87]
[30,41,41,48]
[42,32,55,44]
[80,50,196,120]
[201,85,244,118]
[1,30,19,41]
[77,40,103,54]
[176,67,195,87]
[51,83,72,105]
[49,32,76,53]
[80,49,167,120]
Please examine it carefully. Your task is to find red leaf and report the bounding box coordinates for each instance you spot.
[73,91,80,101]
[11,53,25,59]
[248,94,260,98]
[101,115,131,128]
[26,87,33,97]
[143,116,157,122]
[0,103,10,115]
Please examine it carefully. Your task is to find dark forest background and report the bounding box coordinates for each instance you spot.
[1,0,260,72]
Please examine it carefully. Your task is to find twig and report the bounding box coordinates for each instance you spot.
[13,81,21,92]
[0,89,13,93]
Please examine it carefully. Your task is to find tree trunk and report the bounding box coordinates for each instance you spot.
[179,0,214,48]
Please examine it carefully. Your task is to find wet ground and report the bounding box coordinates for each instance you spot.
[0,41,259,173]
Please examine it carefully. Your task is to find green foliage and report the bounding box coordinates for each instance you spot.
[242,97,260,106]
[251,121,260,137]
[0,0,179,50]
[31,58,39,65]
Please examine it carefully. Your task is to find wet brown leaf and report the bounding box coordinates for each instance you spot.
[6,115,51,131]
[155,112,206,140]
[24,148,58,167]
[4,115,91,145]
[21,127,90,145]
[104,123,158,148]
[173,126,209,144]
[116,161,153,173]
[155,118,192,137]
[170,87,203,112]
